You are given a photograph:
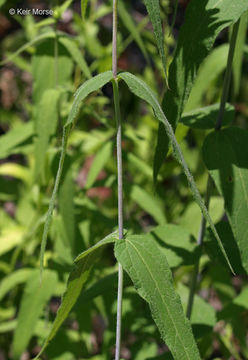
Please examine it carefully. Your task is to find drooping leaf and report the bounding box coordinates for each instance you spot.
[0,122,34,159]
[119,0,148,61]
[154,0,248,180]
[85,141,113,189]
[12,269,57,360]
[203,127,248,273]
[0,268,33,301]
[131,185,166,225]
[205,222,246,275]
[35,231,119,359]
[40,71,113,277]
[59,36,92,79]
[143,0,168,83]
[147,224,198,268]
[119,71,234,273]
[115,235,201,359]
[34,88,61,180]
[181,103,234,129]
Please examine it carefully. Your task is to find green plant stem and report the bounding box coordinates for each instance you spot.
[186,19,241,319]
[112,1,124,359]
[215,19,241,130]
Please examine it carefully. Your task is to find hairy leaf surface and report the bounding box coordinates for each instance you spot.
[115,235,201,360]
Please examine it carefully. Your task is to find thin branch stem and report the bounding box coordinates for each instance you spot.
[186,19,241,319]
[215,19,240,130]
[112,1,123,359]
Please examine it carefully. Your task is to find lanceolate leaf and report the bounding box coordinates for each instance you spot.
[143,0,168,83]
[0,268,33,301]
[119,71,234,273]
[0,122,33,159]
[203,127,248,273]
[115,235,201,360]
[39,71,113,277]
[154,0,248,180]
[59,36,92,79]
[34,88,61,180]
[35,232,119,359]
[12,269,57,360]
[85,141,113,189]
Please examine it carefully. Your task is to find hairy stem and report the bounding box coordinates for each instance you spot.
[112,1,124,359]
[186,19,241,319]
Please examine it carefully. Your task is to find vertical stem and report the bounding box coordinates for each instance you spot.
[186,19,241,319]
[215,19,240,130]
[112,1,123,359]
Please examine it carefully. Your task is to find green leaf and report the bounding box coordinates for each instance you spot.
[147,224,198,268]
[177,284,216,338]
[0,31,55,66]
[130,185,166,225]
[0,268,33,301]
[119,71,234,273]
[205,222,246,275]
[0,122,33,159]
[202,127,248,273]
[34,88,61,180]
[85,141,113,189]
[119,0,148,61]
[185,45,229,111]
[59,36,92,79]
[181,103,234,129]
[40,71,113,277]
[143,0,168,83]
[12,269,57,360]
[115,235,201,360]
[35,231,119,359]
[81,0,89,19]
[32,38,73,103]
[154,0,248,180]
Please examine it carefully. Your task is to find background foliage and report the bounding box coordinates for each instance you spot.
[0,0,248,359]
